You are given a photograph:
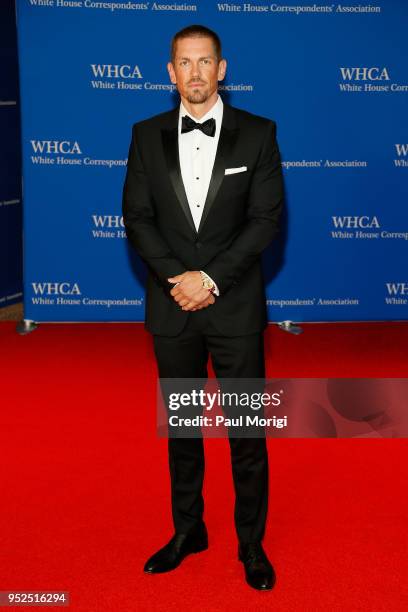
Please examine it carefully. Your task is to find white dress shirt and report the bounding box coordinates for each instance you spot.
[178,95,223,296]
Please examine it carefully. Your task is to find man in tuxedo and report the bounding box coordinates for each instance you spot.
[122,24,284,590]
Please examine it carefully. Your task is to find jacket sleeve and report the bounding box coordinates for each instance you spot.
[122,124,186,289]
[202,120,284,295]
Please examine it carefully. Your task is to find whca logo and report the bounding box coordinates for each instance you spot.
[385,283,408,296]
[395,144,408,157]
[30,140,82,155]
[90,64,143,79]
[92,215,124,228]
[339,67,390,81]
[332,216,380,229]
[31,282,81,296]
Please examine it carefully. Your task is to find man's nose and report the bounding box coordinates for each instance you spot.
[190,62,202,77]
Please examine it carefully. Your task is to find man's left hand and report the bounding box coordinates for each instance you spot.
[168,271,214,311]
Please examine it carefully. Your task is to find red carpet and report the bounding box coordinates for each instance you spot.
[1,321,407,611]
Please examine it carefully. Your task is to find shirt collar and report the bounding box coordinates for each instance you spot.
[178,94,223,131]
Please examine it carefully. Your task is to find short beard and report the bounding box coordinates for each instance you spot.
[186,89,209,104]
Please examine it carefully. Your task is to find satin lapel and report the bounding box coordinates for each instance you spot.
[161,126,197,235]
[197,107,239,234]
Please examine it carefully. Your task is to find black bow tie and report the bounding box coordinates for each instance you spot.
[181,115,216,137]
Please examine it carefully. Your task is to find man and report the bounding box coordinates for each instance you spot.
[122,24,284,590]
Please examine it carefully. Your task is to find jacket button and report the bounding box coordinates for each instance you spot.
[195,241,202,249]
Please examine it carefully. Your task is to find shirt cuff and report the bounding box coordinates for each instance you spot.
[200,271,220,296]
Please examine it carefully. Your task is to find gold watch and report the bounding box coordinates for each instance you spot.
[200,272,216,294]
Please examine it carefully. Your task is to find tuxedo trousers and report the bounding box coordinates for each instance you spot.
[152,307,269,543]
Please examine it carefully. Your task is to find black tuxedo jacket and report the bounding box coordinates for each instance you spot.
[122,102,284,337]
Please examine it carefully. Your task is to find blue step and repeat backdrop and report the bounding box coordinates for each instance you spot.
[15,0,408,322]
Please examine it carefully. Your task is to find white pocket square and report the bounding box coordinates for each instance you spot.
[224,166,247,175]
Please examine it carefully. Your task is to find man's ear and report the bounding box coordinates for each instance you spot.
[218,58,227,82]
[167,62,177,84]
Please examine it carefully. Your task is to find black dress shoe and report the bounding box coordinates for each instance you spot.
[144,524,208,573]
[238,542,276,590]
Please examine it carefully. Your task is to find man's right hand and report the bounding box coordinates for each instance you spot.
[168,271,217,311]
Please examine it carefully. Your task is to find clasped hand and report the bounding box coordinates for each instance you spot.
[167,271,215,312]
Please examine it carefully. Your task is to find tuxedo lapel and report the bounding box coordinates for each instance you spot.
[161,111,197,235]
[197,104,239,234]
[161,102,239,236]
